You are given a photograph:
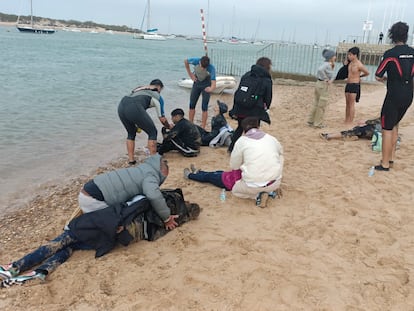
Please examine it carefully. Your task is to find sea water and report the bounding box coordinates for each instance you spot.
[0,26,294,214]
[0,27,217,214]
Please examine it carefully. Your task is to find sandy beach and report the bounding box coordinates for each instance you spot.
[1,80,413,310]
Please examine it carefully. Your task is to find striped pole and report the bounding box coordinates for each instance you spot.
[200,9,208,56]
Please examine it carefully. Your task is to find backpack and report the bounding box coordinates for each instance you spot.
[233,71,262,109]
[371,130,382,152]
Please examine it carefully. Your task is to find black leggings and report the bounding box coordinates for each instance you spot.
[118,96,158,140]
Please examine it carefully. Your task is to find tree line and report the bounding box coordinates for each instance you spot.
[0,12,142,33]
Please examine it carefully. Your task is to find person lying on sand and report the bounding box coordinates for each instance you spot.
[0,189,200,288]
[319,117,380,141]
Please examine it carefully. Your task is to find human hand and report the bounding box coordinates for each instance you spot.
[164,215,179,230]
[190,73,197,82]
[204,87,212,93]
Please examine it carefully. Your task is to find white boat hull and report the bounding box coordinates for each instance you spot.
[134,33,166,40]
[178,76,237,94]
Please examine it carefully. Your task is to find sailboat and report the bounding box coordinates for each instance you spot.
[16,0,55,34]
[134,0,165,40]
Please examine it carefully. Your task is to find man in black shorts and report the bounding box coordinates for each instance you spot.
[374,22,414,171]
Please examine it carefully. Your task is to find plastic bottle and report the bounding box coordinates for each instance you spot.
[368,166,375,177]
[220,189,226,202]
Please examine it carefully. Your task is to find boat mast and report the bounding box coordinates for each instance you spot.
[30,0,33,28]
[146,0,151,32]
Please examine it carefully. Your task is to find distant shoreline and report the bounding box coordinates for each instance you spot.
[0,22,132,35]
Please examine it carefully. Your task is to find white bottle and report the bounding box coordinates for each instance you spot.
[368,166,375,177]
[220,189,226,202]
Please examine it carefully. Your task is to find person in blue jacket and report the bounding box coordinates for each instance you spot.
[184,56,216,129]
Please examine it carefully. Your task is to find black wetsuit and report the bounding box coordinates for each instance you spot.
[375,44,414,130]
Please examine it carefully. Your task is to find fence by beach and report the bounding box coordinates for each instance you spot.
[211,42,381,82]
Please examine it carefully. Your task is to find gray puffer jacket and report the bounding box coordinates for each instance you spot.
[93,154,170,221]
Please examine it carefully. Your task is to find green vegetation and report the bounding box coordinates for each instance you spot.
[0,12,142,33]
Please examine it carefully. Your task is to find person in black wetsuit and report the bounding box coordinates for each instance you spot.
[373,21,414,171]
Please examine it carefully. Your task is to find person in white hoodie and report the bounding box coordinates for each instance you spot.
[230,117,284,207]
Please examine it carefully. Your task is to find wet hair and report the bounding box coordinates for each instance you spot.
[241,117,260,133]
[256,57,272,72]
[150,79,164,88]
[388,21,409,44]
[347,47,360,58]
[200,56,210,68]
[171,108,185,117]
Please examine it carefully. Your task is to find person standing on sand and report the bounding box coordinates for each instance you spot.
[344,47,370,124]
[307,49,336,128]
[118,79,171,164]
[373,21,414,172]
[228,57,273,152]
[184,56,216,129]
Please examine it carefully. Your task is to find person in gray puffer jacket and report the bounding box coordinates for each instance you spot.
[79,153,178,230]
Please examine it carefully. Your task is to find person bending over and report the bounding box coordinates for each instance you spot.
[118,79,171,164]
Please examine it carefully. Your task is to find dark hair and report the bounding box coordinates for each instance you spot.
[200,56,210,68]
[347,47,360,58]
[241,117,260,133]
[171,108,185,117]
[256,57,272,72]
[150,79,164,88]
[388,21,409,44]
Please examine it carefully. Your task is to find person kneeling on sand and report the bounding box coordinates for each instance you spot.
[0,189,201,288]
[157,108,201,157]
[185,117,284,208]
[319,117,381,141]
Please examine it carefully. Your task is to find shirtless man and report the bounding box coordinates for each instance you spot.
[344,47,370,124]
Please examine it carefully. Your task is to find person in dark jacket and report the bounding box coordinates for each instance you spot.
[0,190,201,287]
[157,108,201,157]
[196,100,232,147]
[228,57,273,152]
[78,154,178,230]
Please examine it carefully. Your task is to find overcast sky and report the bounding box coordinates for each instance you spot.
[1,0,413,44]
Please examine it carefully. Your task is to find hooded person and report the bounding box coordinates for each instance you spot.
[307,49,336,128]
[196,100,233,147]
[228,57,273,152]
[78,153,178,230]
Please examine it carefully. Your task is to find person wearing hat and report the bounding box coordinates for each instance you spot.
[307,49,336,128]
[196,100,233,147]
[157,108,201,157]
[118,79,172,164]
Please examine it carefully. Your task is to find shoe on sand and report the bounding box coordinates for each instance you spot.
[256,192,269,208]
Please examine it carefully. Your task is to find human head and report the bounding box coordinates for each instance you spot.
[322,49,336,61]
[388,21,409,44]
[256,57,272,72]
[150,79,164,92]
[347,47,360,60]
[241,117,260,133]
[160,156,169,177]
[200,56,210,68]
[171,108,185,124]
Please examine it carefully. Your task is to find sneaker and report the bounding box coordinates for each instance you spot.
[256,192,269,208]
[183,168,191,179]
[190,164,200,174]
[1,271,45,288]
[268,191,277,199]
[0,264,19,281]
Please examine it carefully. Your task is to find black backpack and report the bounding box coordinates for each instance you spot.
[234,71,262,109]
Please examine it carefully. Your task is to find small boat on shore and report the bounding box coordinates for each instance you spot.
[178,76,237,94]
